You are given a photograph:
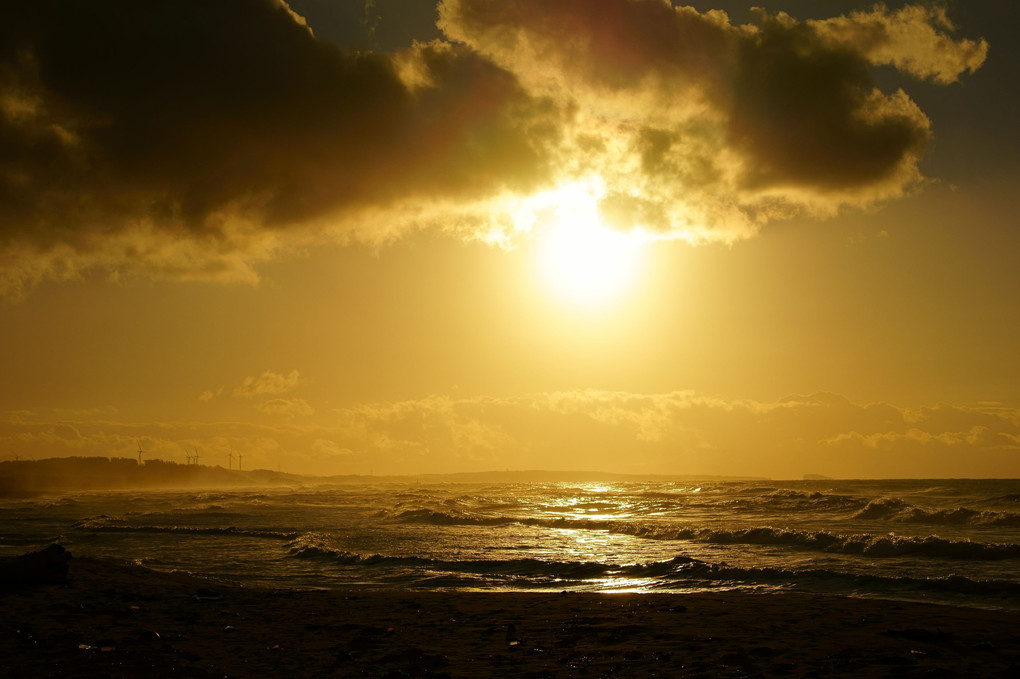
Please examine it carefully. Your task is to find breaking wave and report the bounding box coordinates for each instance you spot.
[853,498,1020,526]
[73,518,297,540]
[628,488,870,513]
[284,538,1020,599]
[286,536,610,579]
[392,509,1020,560]
[980,493,1020,504]
[725,489,868,511]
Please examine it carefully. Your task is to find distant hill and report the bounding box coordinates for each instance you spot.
[0,457,306,493]
[0,457,769,494]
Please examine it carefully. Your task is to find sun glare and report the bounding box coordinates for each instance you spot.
[524,180,646,307]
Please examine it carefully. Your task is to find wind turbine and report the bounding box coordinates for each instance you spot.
[237,453,243,472]
[192,446,200,466]
[137,441,144,466]
[228,447,235,471]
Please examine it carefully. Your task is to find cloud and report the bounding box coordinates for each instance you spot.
[0,0,559,296]
[255,398,315,418]
[234,370,302,398]
[199,388,223,403]
[808,5,988,84]
[439,0,984,241]
[233,371,315,417]
[2,392,1017,476]
[0,0,987,296]
[311,438,356,459]
[321,390,1019,477]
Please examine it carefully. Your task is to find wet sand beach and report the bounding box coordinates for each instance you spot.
[2,549,1018,678]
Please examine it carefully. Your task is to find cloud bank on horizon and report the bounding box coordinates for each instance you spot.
[0,0,986,296]
[3,390,1017,478]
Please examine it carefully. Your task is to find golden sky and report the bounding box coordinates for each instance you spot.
[1,0,1017,478]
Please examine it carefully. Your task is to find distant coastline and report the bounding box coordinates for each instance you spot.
[0,456,769,493]
[0,457,301,494]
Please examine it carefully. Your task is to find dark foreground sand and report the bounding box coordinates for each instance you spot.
[2,549,1018,678]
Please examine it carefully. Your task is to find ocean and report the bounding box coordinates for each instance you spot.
[2,478,1018,611]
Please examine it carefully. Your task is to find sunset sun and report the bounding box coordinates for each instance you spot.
[520,180,647,306]
[539,215,643,306]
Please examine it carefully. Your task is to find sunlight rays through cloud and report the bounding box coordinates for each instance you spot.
[0,0,988,296]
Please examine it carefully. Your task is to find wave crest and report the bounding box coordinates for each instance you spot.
[853,498,1020,526]
[284,541,1020,599]
[393,509,1020,560]
[73,518,297,540]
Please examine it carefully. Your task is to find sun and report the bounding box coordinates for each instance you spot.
[530,182,646,307]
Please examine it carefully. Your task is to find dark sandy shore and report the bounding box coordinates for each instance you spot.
[2,548,1018,678]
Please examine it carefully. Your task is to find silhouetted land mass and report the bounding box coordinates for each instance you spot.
[0,457,768,494]
[0,457,303,494]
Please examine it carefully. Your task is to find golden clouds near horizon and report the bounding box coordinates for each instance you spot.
[4,392,1018,478]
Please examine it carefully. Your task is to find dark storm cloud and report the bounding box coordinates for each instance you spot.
[0,0,559,295]
[2,1,399,230]
[0,0,987,295]
[440,0,985,234]
[729,11,931,190]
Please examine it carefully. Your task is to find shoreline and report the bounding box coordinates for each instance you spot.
[2,550,1019,677]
